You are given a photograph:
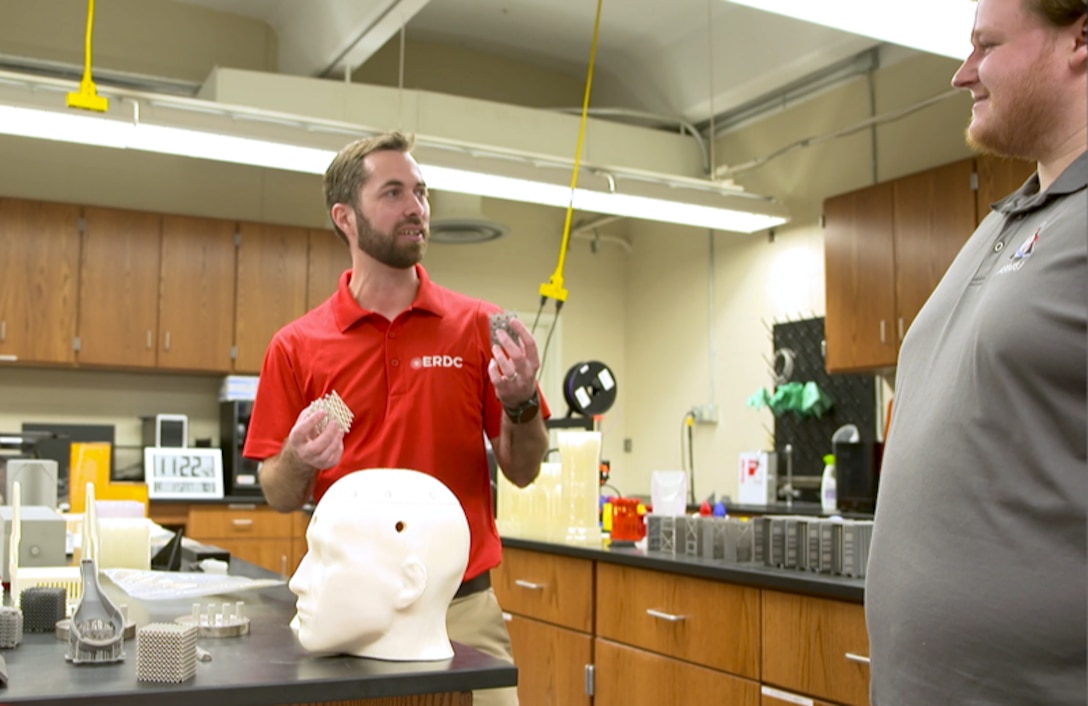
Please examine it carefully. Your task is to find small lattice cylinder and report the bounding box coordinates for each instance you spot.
[136,623,198,683]
[0,607,23,648]
[21,587,66,633]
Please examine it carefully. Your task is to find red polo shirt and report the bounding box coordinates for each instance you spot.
[243,265,548,582]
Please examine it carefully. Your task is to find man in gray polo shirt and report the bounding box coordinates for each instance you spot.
[865,0,1087,703]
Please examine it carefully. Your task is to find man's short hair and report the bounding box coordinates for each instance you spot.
[323,131,417,244]
[1028,0,1087,27]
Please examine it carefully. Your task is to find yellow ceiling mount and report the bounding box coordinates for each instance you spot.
[66,0,109,113]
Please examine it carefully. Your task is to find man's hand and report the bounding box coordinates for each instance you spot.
[285,408,345,472]
[488,316,540,407]
[260,407,345,512]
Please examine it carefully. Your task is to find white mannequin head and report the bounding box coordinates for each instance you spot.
[288,469,470,661]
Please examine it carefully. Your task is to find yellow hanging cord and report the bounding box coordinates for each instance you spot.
[537,0,604,306]
[67,0,109,112]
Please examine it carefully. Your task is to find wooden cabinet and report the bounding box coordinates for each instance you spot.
[505,614,592,706]
[891,158,978,350]
[188,503,295,576]
[233,221,309,373]
[307,228,350,310]
[595,562,760,678]
[762,590,870,706]
[150,502,305,576]
[594,638,759,706]
[79,210,236,371]
[823,182,897,372]
[77,207,162,367]
[824,158,976,373]
[492,547,594,705]
[975,154,1036,216]
[0,198,81,364]
[157,215,236,372]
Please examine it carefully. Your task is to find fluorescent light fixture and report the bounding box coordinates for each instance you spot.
[0,96,788,234]
[415,167,787,232]
[723,0,977,59]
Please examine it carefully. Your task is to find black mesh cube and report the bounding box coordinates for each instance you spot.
[20,587,66,633]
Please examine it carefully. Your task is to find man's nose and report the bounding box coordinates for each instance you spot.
[951,55,977,89]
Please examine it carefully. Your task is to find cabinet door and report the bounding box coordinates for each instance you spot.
[234,222,308,373]
[892,158,977,343]
[505,613,591,706]
[203,537,292,576]
[0,198,80,363]
[492,547,594,632]
[823,183,897,373]
[594,638,759,706]
[78,207,161,367]
[975,154,1036,220]
[762,591,870,706]
[596,562,760,678]
[158,215,236,372]
[307,228,350,310]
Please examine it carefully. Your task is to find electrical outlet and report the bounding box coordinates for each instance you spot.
[691,404,719,424]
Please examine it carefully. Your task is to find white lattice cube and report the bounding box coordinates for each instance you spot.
[305,390,354,433]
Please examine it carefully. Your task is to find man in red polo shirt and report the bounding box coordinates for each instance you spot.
[243,131,549,706]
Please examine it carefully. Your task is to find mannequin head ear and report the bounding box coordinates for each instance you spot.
[394,558,427,610]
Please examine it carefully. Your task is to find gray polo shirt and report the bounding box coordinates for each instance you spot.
[866,152,1087,705]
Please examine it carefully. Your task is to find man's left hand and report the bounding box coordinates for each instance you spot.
[488,316,540,406]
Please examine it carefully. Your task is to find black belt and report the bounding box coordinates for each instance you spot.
[454,571,491,599]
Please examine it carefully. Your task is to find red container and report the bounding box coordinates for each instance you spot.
[609,497,645,541]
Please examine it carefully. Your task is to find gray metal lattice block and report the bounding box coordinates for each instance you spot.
[699,517,726,560]
[682,516,701,556]
[0,607,23,648]
[20,586,66,633]
[136,623,198,683]
[646,515,678,554]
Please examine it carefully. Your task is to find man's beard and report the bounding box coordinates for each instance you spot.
[354,207,428,269]
[965,48,1058,161]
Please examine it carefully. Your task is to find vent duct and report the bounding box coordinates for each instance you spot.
[428,191,508,244]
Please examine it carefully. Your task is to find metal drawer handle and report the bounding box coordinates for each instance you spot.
[231,519,254,527]
[514,579,545,591]
[646,608,685,622]
[228,504,258,510]
[845,652,871,665]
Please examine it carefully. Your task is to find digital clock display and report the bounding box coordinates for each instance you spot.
[144,447,225,499]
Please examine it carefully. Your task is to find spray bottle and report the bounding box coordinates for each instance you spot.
[820,454,837,513]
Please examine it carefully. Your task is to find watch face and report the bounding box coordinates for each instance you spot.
[506,393,539,423]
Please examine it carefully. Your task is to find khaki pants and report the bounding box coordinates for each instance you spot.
[447,587,518,706]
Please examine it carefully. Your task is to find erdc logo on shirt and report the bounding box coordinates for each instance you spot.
[997,227,1041,276]
[411,355,464,369]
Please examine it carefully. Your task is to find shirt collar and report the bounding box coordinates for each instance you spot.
[332,264,446,332]
[994,150,1088,215]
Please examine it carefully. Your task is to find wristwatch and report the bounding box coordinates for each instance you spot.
[503,391,540,424]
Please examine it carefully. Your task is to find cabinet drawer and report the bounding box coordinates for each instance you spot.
[493,547,593,632]
[594,638,759,706]
[595,562,760,678]
[188,504,293,539]
[762,591,869,706]
[504,613,592,706]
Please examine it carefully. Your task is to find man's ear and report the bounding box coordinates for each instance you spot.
[394,558,427,610]
[1072,14,1087,68]
[330,203,355,239]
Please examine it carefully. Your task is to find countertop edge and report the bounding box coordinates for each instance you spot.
[501,536,865,603]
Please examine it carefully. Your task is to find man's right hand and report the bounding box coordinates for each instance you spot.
[284,409,345,473]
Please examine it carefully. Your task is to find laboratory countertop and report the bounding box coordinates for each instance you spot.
[501,536,865,603]
[0,560,516,706]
